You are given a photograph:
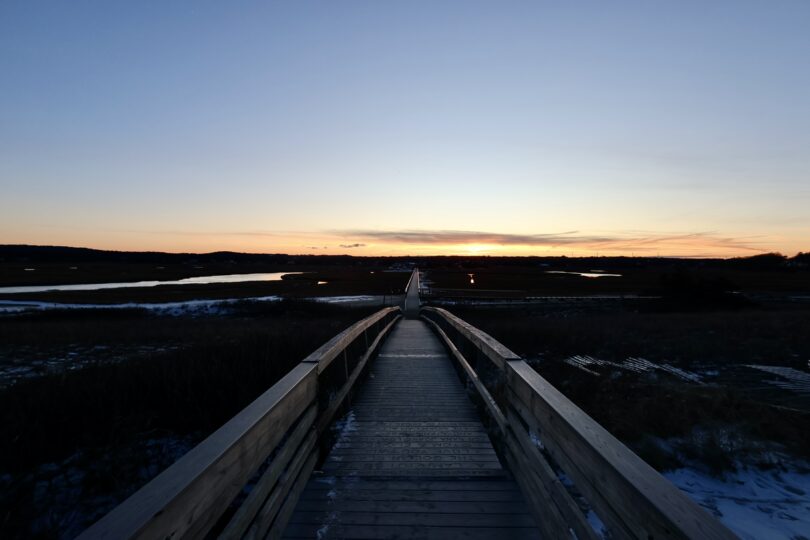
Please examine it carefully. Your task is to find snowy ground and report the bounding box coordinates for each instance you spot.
[563,354,705,383]
[310,295,399,307]
[0,294,396,314]
[666,463,810,539]
[548,432,810,538]
[0,295,282,315]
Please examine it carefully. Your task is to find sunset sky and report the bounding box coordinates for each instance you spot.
[1,2,808,257]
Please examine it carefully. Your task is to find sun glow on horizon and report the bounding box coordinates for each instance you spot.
[461,244,499,254]
[1,228,789,259]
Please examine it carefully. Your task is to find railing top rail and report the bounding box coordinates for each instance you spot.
[421,306,519,368]
[403,267,417,294]
[302,306,400,371]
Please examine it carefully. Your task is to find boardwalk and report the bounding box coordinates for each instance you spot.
[80,270,734,540]
[282,319,540,539]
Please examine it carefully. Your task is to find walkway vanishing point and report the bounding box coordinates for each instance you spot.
[80,269,737,540]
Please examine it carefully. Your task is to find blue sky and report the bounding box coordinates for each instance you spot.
[1,1,808,256]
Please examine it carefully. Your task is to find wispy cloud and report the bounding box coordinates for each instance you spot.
[132,227,767,256]
[337,229,613,246]
[336,229,765,253]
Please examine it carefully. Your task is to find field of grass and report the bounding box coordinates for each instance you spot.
[0,300,377,539]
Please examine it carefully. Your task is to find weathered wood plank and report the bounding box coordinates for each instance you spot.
[504,409,598,540]
[219,405,317,540]
[288,510,537,527]
[244,431,317,540]
[301,478,525,491]
[507,384,633,538]
[293,499,532,514]
[267,449,319,540]
[505,444,574,540]
[299,489,528,502]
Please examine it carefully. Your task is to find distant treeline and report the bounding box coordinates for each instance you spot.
[0,244,808,270]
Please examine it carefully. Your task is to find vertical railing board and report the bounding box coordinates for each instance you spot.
[244,432,318,540]
[219,405,318,540]
[506,383,634,539]
[502,433,580,539]
[267,449,319,540]
[504,407,600,540]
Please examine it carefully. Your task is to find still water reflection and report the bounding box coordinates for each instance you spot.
[0,272,303,294]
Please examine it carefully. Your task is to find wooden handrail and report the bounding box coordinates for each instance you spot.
[301,306,400,372]
[403,267,418,295]
[80,307,401,540]
[421,306,737,540]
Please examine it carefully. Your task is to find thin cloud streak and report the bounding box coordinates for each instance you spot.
[337,229,765,253]
[338,230,615,245]
[124,228,767,255]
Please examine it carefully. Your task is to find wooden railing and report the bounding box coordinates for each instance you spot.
[79,307,401,540]
[421,307,736,540]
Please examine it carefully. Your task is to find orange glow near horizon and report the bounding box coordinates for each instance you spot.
[2,228,803,259]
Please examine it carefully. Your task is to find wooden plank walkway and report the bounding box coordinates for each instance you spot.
[283,319,540,539]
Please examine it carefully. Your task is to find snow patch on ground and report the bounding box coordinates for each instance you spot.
[563,354,703,383]
[0,295,282,316]
[746,364,810,395]
[333,411,358,441]
[665,464,810,539]
[310,295,385,305]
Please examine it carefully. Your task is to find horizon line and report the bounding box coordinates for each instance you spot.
[2,243,806,261]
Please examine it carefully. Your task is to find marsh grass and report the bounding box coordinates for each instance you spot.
[0,300,375,538]
[450,305,810,471]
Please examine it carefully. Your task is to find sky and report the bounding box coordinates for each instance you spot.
[1,1,809,257]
